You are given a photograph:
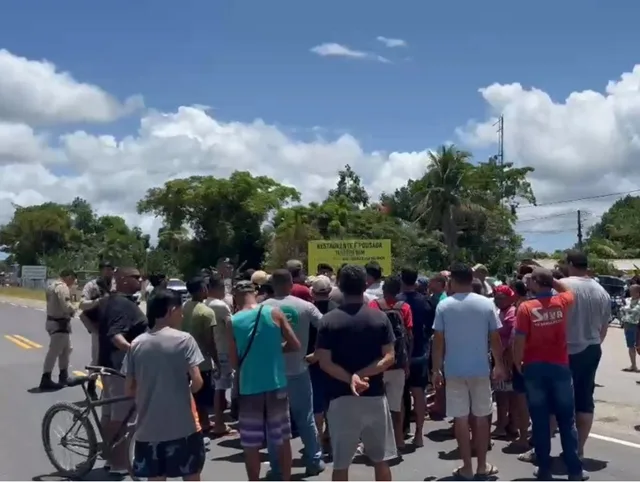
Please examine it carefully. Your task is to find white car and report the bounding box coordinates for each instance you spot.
[167,278,189,303]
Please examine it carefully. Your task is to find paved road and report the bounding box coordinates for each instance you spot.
[2,298,640,481]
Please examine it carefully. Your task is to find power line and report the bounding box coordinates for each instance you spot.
[518,189,640,209]
[517,211,581,223]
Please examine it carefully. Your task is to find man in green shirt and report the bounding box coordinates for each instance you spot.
[183,277,218,436]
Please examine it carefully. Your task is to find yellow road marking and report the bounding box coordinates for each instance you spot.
[73,370,103,390]
[4,334,33,350]
[12,334,42,349]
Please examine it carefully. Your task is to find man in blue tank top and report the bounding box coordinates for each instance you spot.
[227,280,301,481]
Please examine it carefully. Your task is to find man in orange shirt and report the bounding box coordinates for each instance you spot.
[513,268,584,481]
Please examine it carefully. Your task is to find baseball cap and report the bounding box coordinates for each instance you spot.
[473,264,489,274]
[311,275,332,294]
[286,259,304,271]
[531,267,554,288]
[250,270,269,286]
[233,280,255,294]
[417,276,429,287]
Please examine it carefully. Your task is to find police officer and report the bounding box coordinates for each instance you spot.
[79,261,115,397]
[40,269,77,390]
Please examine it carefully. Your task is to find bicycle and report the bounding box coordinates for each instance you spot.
[41,365,138,480]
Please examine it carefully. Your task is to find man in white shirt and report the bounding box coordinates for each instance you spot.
[364,261,384,302]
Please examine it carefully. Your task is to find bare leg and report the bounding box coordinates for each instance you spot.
[373,461,392,481]
[243,447,262,481]
[453,416,474,478]
[411,387,425,446]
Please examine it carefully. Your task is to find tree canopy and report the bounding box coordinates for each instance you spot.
[0,145,539,277]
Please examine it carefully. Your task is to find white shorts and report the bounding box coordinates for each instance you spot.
[383,369,405,412]
[446,376,493,419]
[214,358,235,391]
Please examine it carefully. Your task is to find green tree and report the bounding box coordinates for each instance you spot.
[137,171,300,274]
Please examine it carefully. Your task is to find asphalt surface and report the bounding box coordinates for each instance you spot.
[2,297,640,481]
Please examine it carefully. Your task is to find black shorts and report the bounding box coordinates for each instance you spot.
[193,370,214,409]
[569,344,602,414]
[133,431,206,478]
[407,356,429,389]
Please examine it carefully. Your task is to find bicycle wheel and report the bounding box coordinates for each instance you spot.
[42,402,99,478]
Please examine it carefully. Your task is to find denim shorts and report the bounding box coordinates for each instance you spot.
[624,324,638,348]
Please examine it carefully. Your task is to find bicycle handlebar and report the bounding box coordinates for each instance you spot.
[85,365,126,379]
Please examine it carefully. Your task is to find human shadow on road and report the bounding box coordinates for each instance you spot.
[548,455,607,476]
[32,467,125,481]
[216,437,243,450]
[27,386,63,394]
[437,447,461,460]
[436,476,497,481]
[426,427,455,442]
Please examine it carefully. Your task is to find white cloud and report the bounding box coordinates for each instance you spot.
[376,36,407,48]
[457,65,640,236]
[310,43,390,63]
[0,105,429,236]
[5,48,640,250]
[0,49,143,125]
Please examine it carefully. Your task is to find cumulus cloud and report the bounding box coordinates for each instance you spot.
[0,105,430,233]
[4,48,640,247]
[310,43,390,63]
[376,36,407,48]
[457,65,640,235]
[0,49,143,125]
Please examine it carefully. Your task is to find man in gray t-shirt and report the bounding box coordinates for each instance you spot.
[261,293,322,376]
[562,276,611,355]
[124,288,206,479]
[260,269,324,478]
[561,250,611,459]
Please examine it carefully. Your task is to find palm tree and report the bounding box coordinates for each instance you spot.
[412,145,475,262]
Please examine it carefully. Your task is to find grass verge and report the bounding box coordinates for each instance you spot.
[0,286,46,301]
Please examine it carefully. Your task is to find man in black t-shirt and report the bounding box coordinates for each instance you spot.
[316,265,397,480]
[85,267,148,476]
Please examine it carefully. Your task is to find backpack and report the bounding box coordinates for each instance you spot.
[376,300,409,370]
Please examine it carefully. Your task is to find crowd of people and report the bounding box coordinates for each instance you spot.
[40,251,617,481]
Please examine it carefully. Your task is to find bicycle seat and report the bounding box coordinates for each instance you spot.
[66,374,92,387]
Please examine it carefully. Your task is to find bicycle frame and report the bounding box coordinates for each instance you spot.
[62,379,136,455]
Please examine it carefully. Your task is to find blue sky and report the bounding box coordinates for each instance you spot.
[3,0,640,255]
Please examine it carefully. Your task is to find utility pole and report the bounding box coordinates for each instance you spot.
[497,115,504,167]
[494,115,505,203]
[577,209,583,250]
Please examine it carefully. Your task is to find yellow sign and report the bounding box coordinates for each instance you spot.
[307,239,392,275]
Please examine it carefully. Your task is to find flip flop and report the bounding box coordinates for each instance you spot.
[211,427,237,438]
[476,463,499,479]
[623,367,639,372]
[452,467,474,480]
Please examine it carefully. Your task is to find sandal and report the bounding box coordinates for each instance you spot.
[452,467,474,481]
[476,463,499,479]
[518,449,536,463]
[623,367,638,372]
[211,426,237,438]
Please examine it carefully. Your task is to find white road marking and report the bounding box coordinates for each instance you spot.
[590,432,640,450]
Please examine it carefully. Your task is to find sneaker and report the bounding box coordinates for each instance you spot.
[305,460,326,476]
